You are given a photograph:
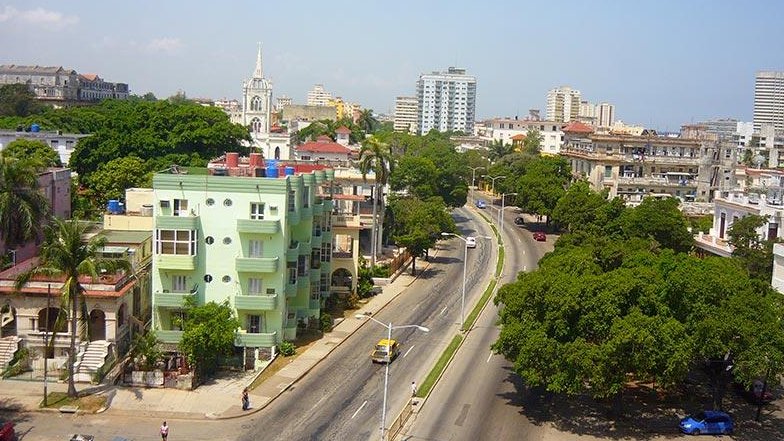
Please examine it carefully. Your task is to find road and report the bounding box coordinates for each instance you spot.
[401,196,554,441]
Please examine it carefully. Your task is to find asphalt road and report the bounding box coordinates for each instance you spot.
[401,198,553,441]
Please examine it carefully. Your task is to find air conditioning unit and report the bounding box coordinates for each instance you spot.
[160,200,170,208]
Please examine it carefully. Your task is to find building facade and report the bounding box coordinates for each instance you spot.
[597,102,615,128]
[0,129,90,166]
[754,71,784,131]
[394,96,418,134]
[546,86,581,123]
[0,65,128,105]
[416,67,476,135]
[151,156,335,369]
[307,84,333,107]
[487,118,564,155]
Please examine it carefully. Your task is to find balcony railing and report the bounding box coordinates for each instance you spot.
[332,214,361,228]
[155,255,197,271]
[156,330,184,344]
[236,331,277,347]
[235,294,277,310]
[156,215,200,230]
[235,257,279,273]
[236,219,281,234]
[153,291,194,308]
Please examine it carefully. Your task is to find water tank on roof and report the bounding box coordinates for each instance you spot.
[265,159,278,168]
[266,165,279,178]
[284,166,295,176]
[30,124,40,133]
[107,200,121,214]
[140,204,153,217]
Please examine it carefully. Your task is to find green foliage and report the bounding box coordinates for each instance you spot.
[0,84,47,117]
[85,156,152,205]
[295,118,364,144]
[280,341,296,357]
[689,215,713,234]
[513,156,571,221]
[551,181,608,232]
[487,139,514,162]
[0,153,50,247]
[179,299,241,379]
[129,331,162,371]
[320,313,333,333]
[1,347,30,378]
[619,197,693,253]
[727,213,775,281]
[521,128,543,155]
[3,139,62,167]
[389,196,456,275]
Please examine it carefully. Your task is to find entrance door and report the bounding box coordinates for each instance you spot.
[0,305,16,337]
[89,310,106,341]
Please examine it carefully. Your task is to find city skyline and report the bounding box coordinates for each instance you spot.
[1,0,783,130]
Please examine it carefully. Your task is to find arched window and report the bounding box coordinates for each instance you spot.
[251,117,263,133]
[251,96,263,111]
[37,307,64,332]
[274,146,281,159]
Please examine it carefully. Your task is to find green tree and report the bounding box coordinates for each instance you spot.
[356,109,379,134]
[359,135,394,266]
[14,219,130,397]
[390,156,439,199]
[619,197,693,253]
[727,213,775,282]
[513,156,571,223]
[0,84,47,117]
[551,181,608,232]
[86,156,152,205]
[179,299,240,379]
[521,128,543,155]
[389,197,456,275]
[0,153,50,248]
[3,139,62,168]
[487,139,514,162]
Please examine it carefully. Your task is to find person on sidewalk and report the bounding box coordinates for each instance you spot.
[160,421,169,441]
[242,387,250,411]
[411,381,417,397]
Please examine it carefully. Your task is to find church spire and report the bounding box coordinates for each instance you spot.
[254,42,263,78]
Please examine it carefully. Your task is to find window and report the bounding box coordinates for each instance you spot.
[249,240,263,258]
[156,230,197,255]
[310,284,320,301]
[320,273,329,292]
[205,236,214,245]
[204,274,213,283]
[172,275,187,292]
[297,255,309,276]
[206,198,215,206]
[303,186,310,208]
[224,198,233,207]
[250,202,264,220]
[248,315,261,333]
[248,278,262,295]
[321,242,331,262]
[333,234,353,258]
[311,249,321,269]
[287,262,297,284]
[223,237,232,245]
[313,217,322,236]
[288,190,296,212]
[222,275,232,283]
[173,199,188,217]
[604,166,612,178]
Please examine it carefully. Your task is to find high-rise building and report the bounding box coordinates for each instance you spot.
[393,96,418,134]
[597,102,615,128]
[754,71,784,131]
[546,86,581,123]
[416,67,476,134]
[307,84,333,107]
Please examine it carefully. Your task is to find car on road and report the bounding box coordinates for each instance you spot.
[371,339,400,363]
[532,231,546,241]
[466,237,477,248]
[734,380,774,404]
[514,216,525,226]
[0,421,15,441]
[475,199,487,209]
[679,410,733,435]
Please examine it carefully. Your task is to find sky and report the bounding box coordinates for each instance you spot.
[1,0,783,131]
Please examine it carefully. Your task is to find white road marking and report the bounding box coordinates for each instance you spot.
[487,352,493,363]
[352,400,368,419]
[440,306,448,316]
[404,345,415,358]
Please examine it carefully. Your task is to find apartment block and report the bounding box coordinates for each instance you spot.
[754,71,784,131]
[546,86,581,123]
[394,96,418,134]
[416,67,476,134]
[487,118,564,155]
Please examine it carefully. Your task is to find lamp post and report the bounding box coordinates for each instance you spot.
[356,314,429,441]
[468,166,485,203]
[499,192,518,231]
[441,233,492,327]
[43,283,50,406]
[482,175,506,196]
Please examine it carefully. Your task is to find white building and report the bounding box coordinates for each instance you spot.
[546,86,581,123]
[754,71,784,131]
[597,102,615,128]
[416,67,476,135]
[393,96,418,134]
[0,129,89,166]
[307,84,333,107]
[276,95,292,112]
[487,118,564,155]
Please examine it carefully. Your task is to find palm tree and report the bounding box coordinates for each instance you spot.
[0,153,50,249]
[15,219,130,397]
[357,109,378,135]
[358,136,393,267]
[487,139,513,162]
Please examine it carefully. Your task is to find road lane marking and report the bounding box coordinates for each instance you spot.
[440,306,447,316]
[486,352,493,363]
[404,345,415,358]
[351,400,368,419]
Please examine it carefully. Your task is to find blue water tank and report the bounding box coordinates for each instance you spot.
[284,166,295,176]
[30,124,40,133]
[107,200,120,214]
[266,165,279,178]
[265,159,278,168]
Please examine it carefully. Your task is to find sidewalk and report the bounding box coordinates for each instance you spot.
[0,251,434,421]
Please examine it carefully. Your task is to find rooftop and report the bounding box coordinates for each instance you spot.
[99,230,152,244]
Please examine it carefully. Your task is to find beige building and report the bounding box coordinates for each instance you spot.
[307,84,333,107]
[546,86,581,123]
[394,96,418,134]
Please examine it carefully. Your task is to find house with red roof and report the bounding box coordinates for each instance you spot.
[295,135,352,162]
[335,126,352,147]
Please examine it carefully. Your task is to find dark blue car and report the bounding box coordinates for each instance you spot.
[679,410,733,435]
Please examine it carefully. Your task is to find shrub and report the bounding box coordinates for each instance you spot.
[280,341,296,357]
[320,313,333,333]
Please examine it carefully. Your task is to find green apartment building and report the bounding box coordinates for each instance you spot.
[151,153,334,369]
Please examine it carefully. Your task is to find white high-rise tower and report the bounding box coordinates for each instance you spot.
[416,67,476,135]
[754,71,784,131]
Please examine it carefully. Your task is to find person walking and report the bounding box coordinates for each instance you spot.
[160,421,169,441]
[242,387,250,411]
[411,381,417,397]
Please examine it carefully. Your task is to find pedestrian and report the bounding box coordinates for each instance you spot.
[411,381,417,397]
[242,387,250,411]
[160,421,169,441]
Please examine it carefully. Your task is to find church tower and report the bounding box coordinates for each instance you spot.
[242,43,272,138]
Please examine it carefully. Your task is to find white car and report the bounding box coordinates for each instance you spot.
[466,237,477,248]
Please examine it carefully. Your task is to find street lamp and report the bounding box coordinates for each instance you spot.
[468,166,485,203]
[482,175,506,196]
[499,192,518,231]
[441,232,492,328]
[355,314,429,441]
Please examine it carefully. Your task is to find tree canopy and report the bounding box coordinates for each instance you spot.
[179,299,241,379]
[0,84,47,117]
[2,139,62,168]
[0,153,49,248]
[85,156,152,205]
[389,196,456,275]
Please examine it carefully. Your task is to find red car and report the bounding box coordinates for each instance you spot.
[0,421,15,441]
[532,232,546,241]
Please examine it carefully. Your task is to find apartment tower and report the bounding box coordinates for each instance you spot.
[416,67,477,134]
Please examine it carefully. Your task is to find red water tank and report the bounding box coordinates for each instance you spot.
[249,152,263,167]
[226,152,239,168]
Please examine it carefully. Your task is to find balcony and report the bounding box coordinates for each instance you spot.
[154,291,194,308]
[156,330,184,344]
[286,242,300,261]
[236,331,277,347]
[156,215,200,230]
[235,256,279,273]
[301,206,313,219]
[235,294,277,310]
[285,280,297,297]
[236,218,281,234]
[156,255,197,271]
[332,214,361,228]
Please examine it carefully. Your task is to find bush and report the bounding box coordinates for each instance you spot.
[1,347,30,378]
[280,341,296,357]
[371,264,391,278]
[320,313,333,333]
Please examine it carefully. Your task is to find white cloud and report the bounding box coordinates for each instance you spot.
[0,6,78,30]
[146,37,183,54]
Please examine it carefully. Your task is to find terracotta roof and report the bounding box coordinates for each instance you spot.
[562,121,594,134]
[298,138,351,154]
[333,194,366,201]
[335,126,351,134]
[80,73,99,81]
[511,134,526,141]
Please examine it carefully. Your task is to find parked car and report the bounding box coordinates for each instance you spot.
[734,380,774,404]
[514,216,525,226]
[0,421,15,441]
[466,237,477,248]
[475,199,487,209]
[371,339,400,363]
[68,435,95,441]
[679,410,733,435]
[532,231,546,241]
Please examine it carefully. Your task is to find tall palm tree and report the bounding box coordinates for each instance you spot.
[0,153,49,249]
[358,136,393,267]
[15,219,130,397]
[357,109,378,135]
